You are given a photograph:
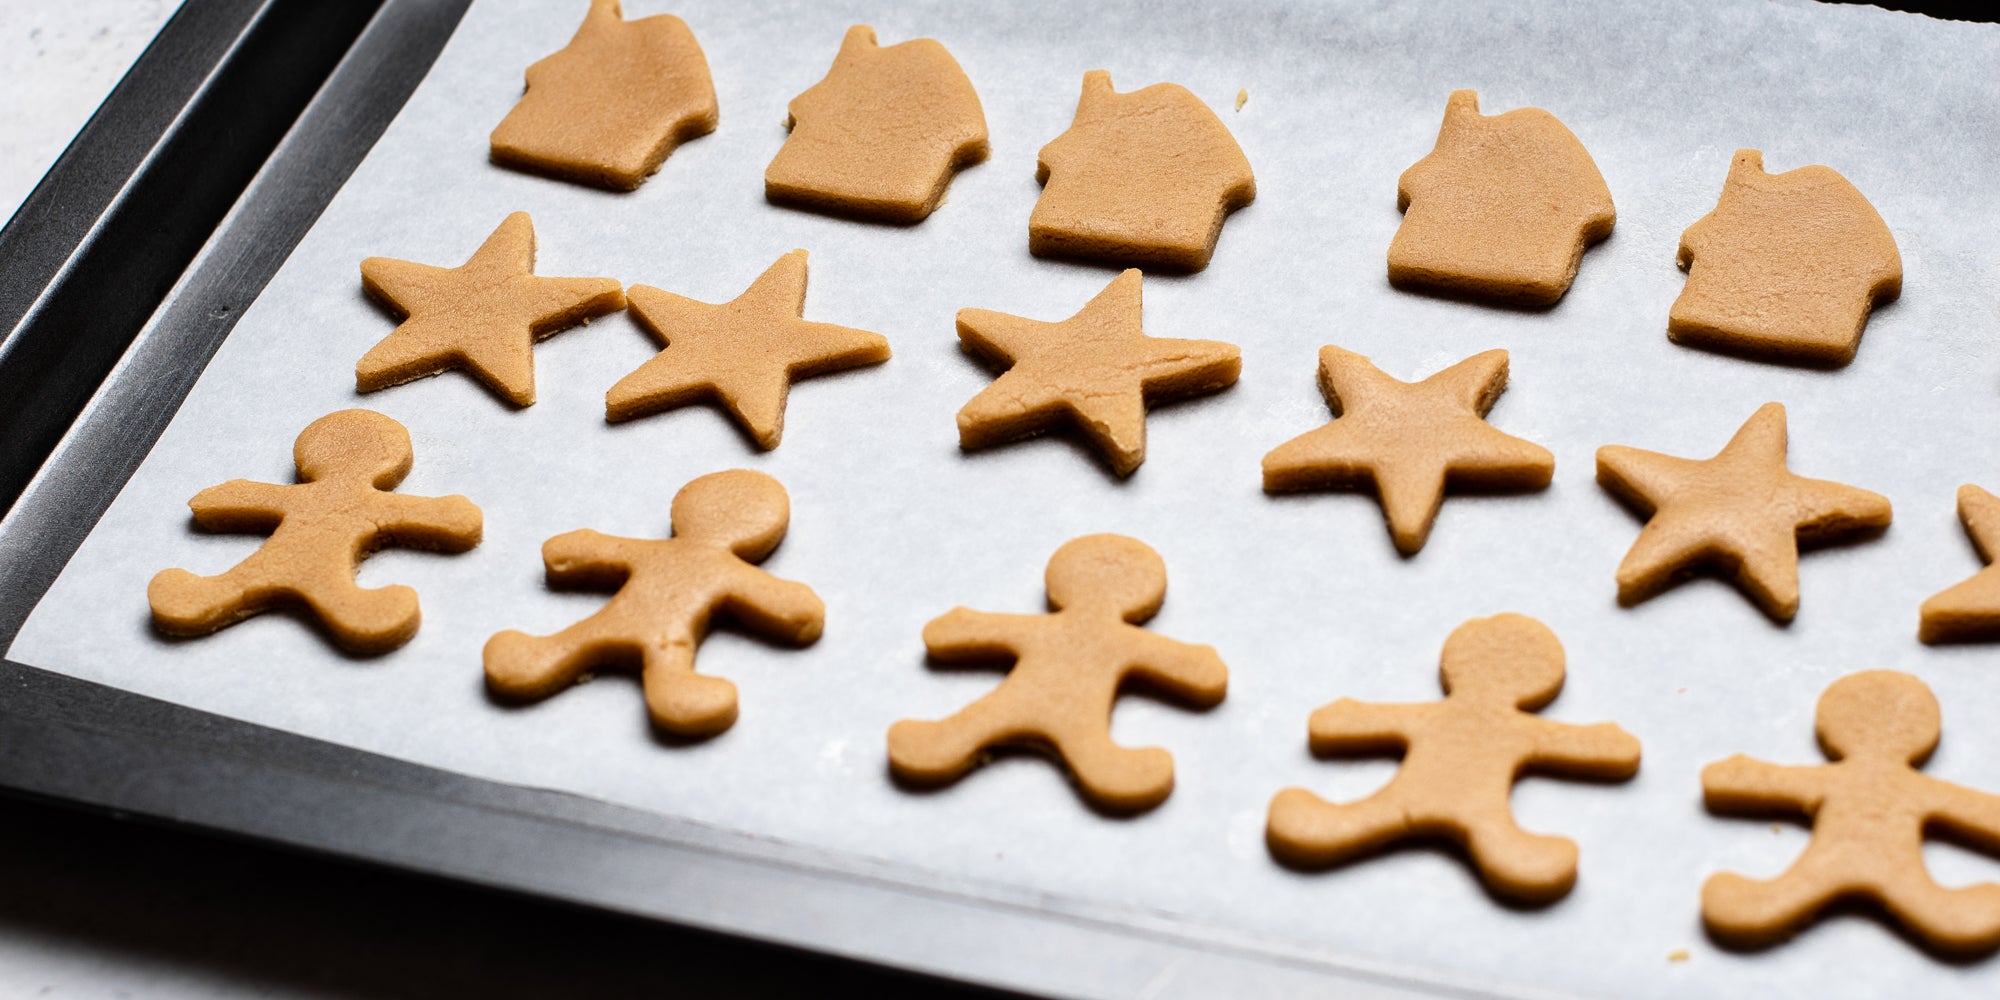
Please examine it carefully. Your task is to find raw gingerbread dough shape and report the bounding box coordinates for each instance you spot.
[765,25,988,223]
[489,0,718,191]
[1702,670,2000,954]
[1261,346,1553,555]
[1918,485,2000,643]
[1389,90,1615,307]
[955,268,1240,476]
[1670,150,1902,367]
[483,469,824,739]
[1267,614,1639,904]
[147,409,483,655]
[606,249,890,449]
[886,534,1228,813]
[1596,402,1890,622]
[359,212,626,407]
[1030,70,1255,273]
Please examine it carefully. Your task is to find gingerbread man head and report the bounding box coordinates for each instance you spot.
[1817,669,1940,766]
[670,467,791,560]
[294,408,413,488]
[1438,613,1566,711]
[1044,533,1167,623]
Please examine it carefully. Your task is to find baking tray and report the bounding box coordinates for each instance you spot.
[5,1,2000,997]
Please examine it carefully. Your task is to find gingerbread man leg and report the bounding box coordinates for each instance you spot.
[1461,813,1579,902]
[638,637,740,738]
[1702,864,1840,947]
[1043,713,1175,812]
[295,561,422,654]
[148,562,269,637]
[1265,786,1412,867]
[1878,876,2000,953]
[484,617,616,701]
[887,689,1022,784]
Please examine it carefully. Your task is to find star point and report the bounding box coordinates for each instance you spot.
[1918,484,2000,644]
[1596,402,1890,621]
[605,249,890,450]
[357,211,625,407]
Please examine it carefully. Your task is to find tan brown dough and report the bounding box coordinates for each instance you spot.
[483,469,823,739]
[765,25,988,223]
[1262,346,1553,555]
[489,0,718,191]
[1670,150,1902,366]
[1029,71,1255,273]
[886,534,1228,813]
[1267,614,1639,904]
[1596,402,1890,622]
[1388,90,1614,306]
[1918,485,2000,643]
[606,249,890,449]
[359,212,625,407]
[1702,671,2000,954]
[147,409,483,655]
[955,268,1239,476]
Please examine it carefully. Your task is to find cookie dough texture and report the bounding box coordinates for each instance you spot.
[359,212,626,407]
[1030,70,1255,273]
[484,469,824,739]
[766,25,988,223]
[887,534,1228,813]
[147,410,483,655]
[1262,346,1553,555]
[1596,402,1890,621]
[1918,484,2000,644]
[1670,149,1902,366]
[955,268,1240,476]
[1267,614,1639,904]
[1702,671,2000,955]
[490,0,718,191]
[1389,90,1614,306]
[606,249,890,449]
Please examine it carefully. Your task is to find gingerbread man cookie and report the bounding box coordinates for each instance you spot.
[1389,90,1615,307]
[1262,346,1553,555]
[1920,485,2000,643]
[147,410,483,655]
[887,534,1228,813]
[1597,402,1890,621]
[765,25,988,223]
[606,250,890,449]
[1267,614,1640,904]
[1702,671,2000,954]
[359,212,626,406]
[1030,71,1255,273]
[489,0,718,191]
[1670,150,1902,367]
[955,269,1240,476]
[484,469,823,738]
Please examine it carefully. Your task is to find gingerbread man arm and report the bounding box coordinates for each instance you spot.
[922,607,1038,663]
[187,480,294,532]
[1527,719,1642,779]
[722,561,826,645]
[1122,629,1228,707]
[1925,775,2000,855]
[373,492,484,551]
[541,529,637,589]
[1702,754,1827,816]
[1306,698,1422,755]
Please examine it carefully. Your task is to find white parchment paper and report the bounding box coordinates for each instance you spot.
[14,0,2000,995]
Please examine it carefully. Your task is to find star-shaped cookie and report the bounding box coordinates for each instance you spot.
[359,212,625,407]
[606,250,890,449]
[1596,402,1890,621]
[955,269,1240,476]
[1261,347,1553,555]
[1919,484,2000,643]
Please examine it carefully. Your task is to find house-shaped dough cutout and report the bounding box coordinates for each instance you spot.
[1389,90,1614,307]
[765,26,988,224]
[1670,150,1902,367]
[1030,71,1255,273]
[489,0,718,191]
